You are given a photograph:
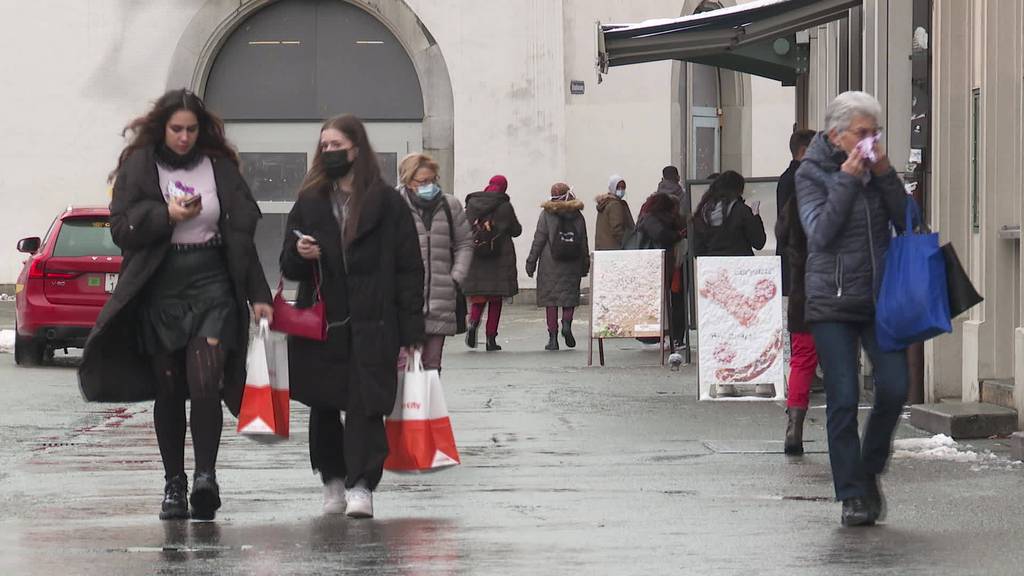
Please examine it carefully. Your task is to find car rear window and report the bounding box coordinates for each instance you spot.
[52,217,120,257]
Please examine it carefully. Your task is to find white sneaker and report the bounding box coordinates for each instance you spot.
[322,479,347,514]
[345,483,374,519]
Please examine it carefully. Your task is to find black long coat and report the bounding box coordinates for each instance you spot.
[461,191,522,298]
[281,181,425,416]
[78,148,273,415]
[775,196,809,333]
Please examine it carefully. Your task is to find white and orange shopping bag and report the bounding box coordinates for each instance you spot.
[237,319,289,442]
[384,351,460,472]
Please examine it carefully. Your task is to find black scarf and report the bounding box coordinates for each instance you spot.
[154,144,203,170]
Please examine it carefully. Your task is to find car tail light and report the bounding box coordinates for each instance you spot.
[27,258,79,280]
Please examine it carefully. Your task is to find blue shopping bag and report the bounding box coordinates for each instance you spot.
[875,197,952,352]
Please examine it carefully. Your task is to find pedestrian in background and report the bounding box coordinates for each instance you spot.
[691,170,766,258]
[79,89,273,521]
[633,192,687,347]
[462,175,522,351]
[399,153,474,370]
[776,182,816,455]
[282,114,425,519]
[595,175,634,250]
[657,165,691,350]
[777,129,817,295]
[796,91,909,527]
[526,183,588,351]
[691,170,768,396]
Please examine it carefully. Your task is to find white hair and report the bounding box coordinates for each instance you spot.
[825,91,883,134]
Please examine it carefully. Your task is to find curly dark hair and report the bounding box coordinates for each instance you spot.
[109,88,238,182]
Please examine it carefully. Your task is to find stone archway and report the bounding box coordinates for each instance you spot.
[670,0,753,182]
[165,0,455,193]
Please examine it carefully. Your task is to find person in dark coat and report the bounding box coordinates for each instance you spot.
[795,91,909,527]
[691,170,768,397]
[594,175,634,250]
[282,115,425,520]
[691,170,767,258]
[462,175,523,351]
[630,192,687,347]
[526,183,589,351]
[78,89,273,521]
[776,129,816,295]
[775,193,818,455]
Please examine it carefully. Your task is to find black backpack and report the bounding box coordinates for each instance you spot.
[550,215,581,261]
[471,206,502,258]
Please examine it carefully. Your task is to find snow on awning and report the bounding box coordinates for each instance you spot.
[598,0,861,80]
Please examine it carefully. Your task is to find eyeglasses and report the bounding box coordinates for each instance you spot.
[846,126,882,140]
[410,177,435,186]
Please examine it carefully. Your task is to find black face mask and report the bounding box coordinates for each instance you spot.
[155,143,202,170]
[322,149,354,179]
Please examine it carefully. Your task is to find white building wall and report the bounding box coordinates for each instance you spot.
[0,0,795,288]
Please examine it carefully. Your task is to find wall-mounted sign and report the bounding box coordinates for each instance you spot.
[570,80,585,95]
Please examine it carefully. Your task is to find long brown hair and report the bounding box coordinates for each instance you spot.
[109,88,239,182]
[298,114,383,244]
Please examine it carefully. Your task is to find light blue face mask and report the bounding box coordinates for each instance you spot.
[614,188,626,199]
[416,183,441,200]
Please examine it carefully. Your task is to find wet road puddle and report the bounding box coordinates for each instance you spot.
[703,440,828,454]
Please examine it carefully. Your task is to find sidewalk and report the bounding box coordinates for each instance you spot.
[1,304,1022,574]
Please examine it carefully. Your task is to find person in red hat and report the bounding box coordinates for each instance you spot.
[462,175,523,351]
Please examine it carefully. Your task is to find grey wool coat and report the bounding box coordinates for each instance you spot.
[526,199,590,308]
[402,190,474,336]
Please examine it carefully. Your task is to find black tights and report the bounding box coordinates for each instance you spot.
[152,337,226,481]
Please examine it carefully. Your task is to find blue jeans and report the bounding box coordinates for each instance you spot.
[810,322,909,501]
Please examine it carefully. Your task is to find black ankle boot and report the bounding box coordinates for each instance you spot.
[841,497,876,527]
[190,471,221,521]
[784,408,806,455]
[545,331,559,351]
[465,321,479,349]
[865,475,886,522]
[486,335,502,352]
[160,474,189,520]
[561,320,576,348]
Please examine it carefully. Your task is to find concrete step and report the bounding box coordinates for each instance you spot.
[981,379,1015,411]
[909,402,1018,439]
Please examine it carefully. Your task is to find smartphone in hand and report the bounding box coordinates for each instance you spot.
[180,194,202,208]
[292,229,318,245]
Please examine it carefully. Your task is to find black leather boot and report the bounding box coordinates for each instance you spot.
[784,408,806,455]
[486,335,502,352]
[465,321,479,349]
[190,471,221,521]
[545,331,559,351]
[865,475,886,522]
[841,497,876,527]
[561,320,576,348]
[159,474,189,520]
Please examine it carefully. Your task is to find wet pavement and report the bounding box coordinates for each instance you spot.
[2,305,1024,574]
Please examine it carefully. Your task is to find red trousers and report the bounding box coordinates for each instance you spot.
[469,297,503,337]
[787,332,819,410]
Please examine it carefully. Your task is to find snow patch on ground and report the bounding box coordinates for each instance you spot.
[0,330,14,354]
[893,434,1016,469]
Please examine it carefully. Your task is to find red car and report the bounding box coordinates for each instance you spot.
[14,207,122,365]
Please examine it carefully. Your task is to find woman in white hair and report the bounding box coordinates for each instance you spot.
[795,91,913,527]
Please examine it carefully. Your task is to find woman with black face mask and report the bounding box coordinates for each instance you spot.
[281,114,425,519]
[79,89,274,521]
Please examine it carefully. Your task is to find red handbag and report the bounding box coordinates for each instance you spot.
[269,267,326,341]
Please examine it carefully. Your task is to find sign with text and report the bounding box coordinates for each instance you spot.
[696,256,785,401]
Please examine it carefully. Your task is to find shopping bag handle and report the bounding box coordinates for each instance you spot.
[258,318,270,339]
[405,349,425,374]
[903,196,923,235]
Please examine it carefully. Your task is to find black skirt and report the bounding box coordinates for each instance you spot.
[139,243,238,356]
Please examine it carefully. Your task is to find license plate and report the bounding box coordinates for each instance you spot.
[105,273,119,293]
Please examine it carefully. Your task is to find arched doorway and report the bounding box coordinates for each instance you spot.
[167,0,454,284]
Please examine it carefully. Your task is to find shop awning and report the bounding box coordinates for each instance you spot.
[598,0,861,85]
